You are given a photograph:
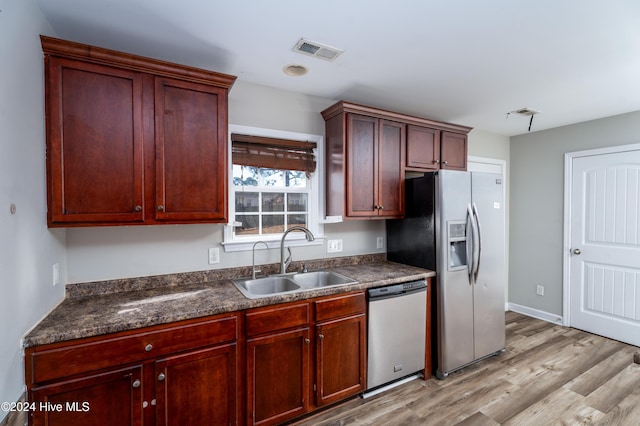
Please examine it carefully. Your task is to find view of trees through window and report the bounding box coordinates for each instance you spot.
[233,165,308,236]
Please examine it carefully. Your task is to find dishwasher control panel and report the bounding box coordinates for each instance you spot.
[368,279,426,299]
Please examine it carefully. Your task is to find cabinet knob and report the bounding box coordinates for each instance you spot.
[157,205,164,212]
[442,160,448,165]
[134,205,142,212]
[304,338,310,345]
[143,401,148,408]
[433,159,440,164]
[318,334,324,340]
[132,379,141,388]
[157,373,166,381]
[144,344,153,352]
[379,205,384,210]
[151,399,157,406]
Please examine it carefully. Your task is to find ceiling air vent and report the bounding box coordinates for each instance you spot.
[511,107,541,116]
[506,107,542,132]
[293,38,343,62]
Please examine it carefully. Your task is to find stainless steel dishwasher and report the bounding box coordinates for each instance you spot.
[366,279,427,393]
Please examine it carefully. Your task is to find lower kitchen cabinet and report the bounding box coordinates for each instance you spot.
[315,313,366,406]
[30,365,143,426]
[245,302,311,425]
[244,292,366,425]
[314,292,366,407]
[25,313,239,426]
[246,328,311,425]
[155,343,237,426]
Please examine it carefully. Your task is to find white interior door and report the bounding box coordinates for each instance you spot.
[566,145,640,346]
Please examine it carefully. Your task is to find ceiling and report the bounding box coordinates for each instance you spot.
[36,0,640,136]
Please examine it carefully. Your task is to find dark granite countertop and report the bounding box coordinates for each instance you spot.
[24,256,434,348]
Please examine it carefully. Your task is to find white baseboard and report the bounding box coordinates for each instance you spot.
[507,303,564,325]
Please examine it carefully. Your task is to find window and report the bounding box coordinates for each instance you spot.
[233,166,309,236]
[223,125,324,251]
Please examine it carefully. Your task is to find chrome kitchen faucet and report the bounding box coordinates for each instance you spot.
[280,226,315,274]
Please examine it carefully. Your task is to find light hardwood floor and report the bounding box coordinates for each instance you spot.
[292,312,640,426]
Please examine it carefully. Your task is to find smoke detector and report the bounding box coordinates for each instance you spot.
[293,38,343,61]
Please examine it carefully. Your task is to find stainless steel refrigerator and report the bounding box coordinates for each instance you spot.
[387,170,505,378]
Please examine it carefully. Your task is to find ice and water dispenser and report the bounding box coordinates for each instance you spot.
[447,221,467,270]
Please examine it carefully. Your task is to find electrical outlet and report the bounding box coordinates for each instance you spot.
[208,247,220,264]
[536,285,544,296]
[376,236,384,249]
[327,239,343,253]
[53,263,59,286]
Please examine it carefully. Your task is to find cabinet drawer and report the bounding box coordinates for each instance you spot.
[29,314,238,384]
[245,302,310,337]
[315,292,366,322]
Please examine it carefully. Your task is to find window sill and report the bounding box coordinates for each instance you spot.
[220,235,325,253]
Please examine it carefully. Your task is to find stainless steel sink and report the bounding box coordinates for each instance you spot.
[290,270,357,288]
[232,276,301,299]
[232,270,357,299]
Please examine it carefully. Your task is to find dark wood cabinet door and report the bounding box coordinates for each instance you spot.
[406,125,440,170]
[155,343,237,426]
[377,119,405,217]
[315,314,366,407]
[30,366,143,426]
[154,77,228,222]
[440,131,468,171]
[46,57,145,226]
[346,114,378,217]
[247,328,310,425]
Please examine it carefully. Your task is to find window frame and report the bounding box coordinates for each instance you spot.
[222,124,325,252]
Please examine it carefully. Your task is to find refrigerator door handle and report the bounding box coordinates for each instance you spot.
[466,204,476,284]
[472,202,482,283]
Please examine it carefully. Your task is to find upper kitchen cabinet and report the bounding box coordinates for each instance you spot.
[323,103,405,219]
[406,125,440,171]
[405,126,469,172]
[322,101,471,219]
[41,36,236,227]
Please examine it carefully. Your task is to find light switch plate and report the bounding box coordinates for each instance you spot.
[376,237,384,249]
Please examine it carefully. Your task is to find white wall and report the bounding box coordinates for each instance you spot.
[0,0,65,421]
[510,111,640,317]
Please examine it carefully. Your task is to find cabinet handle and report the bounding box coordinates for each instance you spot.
[144,344,153,352]
[304,338,310,345]
[134,205,142,212]
[157,205,164,212]
[157,373,166,381]
[132,379,141,388]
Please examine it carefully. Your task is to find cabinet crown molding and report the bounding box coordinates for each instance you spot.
[321,100,472,134]
[40,35,237,89]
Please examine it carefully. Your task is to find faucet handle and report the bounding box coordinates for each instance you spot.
[302,263,308,273]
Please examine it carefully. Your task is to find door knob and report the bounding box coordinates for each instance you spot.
[572,248,581,255]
